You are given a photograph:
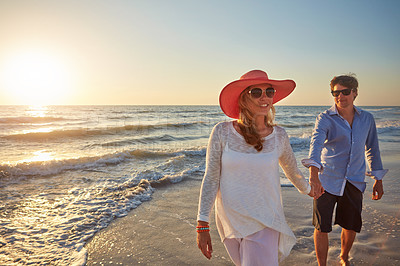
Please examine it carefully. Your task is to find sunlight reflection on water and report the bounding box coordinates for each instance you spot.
[22,150,54,163]
[26,105,49,117]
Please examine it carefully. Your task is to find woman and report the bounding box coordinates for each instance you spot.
[197,70,313,265]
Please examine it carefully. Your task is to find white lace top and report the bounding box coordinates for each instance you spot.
[197,121,311,258]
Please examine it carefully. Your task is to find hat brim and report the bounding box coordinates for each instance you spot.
[219,78,296,119]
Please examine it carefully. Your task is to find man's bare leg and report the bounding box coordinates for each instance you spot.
[314,228,329,266]
[340,228,356,265]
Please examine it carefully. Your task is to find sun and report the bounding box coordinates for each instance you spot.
[0,50,74,105]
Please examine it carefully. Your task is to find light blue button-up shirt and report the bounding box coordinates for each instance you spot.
[302,105,388,196]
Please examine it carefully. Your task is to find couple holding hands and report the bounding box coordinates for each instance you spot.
[196,70,387,266]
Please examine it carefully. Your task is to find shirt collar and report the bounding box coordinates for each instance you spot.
[327,105,362,116]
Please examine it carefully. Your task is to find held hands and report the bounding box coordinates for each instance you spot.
[307,186,315,198]
[372,179,384,200]
[309,166,324,199]
[196,221,212,259]
[309,177,324,199]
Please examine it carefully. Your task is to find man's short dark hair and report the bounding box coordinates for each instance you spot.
[330,74,358,93]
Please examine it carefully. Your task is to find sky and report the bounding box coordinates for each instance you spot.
[0,0,399,106]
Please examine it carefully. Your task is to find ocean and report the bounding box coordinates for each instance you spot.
[0,105,399,265]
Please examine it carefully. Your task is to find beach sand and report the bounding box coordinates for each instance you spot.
[86,160,400,265]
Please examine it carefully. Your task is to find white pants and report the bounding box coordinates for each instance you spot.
[223,227,279,266]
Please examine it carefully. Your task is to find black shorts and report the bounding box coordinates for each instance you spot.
[313,181,363,233]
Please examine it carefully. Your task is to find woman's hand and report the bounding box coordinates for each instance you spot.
[307,185,315,198]
[196,221,212,259]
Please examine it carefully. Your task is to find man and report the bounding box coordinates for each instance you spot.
[302,74,388,266]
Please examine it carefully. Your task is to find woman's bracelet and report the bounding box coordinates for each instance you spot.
[196,226,210,233]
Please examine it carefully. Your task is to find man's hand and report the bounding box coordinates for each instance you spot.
[372,179,384,200]
[309,166,324,199]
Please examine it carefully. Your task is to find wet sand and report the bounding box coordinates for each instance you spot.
[85,160,400,265]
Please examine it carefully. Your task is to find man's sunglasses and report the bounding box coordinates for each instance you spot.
[331,88,353,97]
[248,87,275,99]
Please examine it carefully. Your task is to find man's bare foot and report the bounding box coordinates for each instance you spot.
[339,258,350,266]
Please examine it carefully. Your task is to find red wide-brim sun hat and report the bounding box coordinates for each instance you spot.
[219,70,296,119]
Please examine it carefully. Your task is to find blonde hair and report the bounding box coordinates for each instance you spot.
[237,88,276,152]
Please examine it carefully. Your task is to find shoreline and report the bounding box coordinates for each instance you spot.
[85,160,400,265]
[85,178,233,265]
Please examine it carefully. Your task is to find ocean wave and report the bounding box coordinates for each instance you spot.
[376,120,400,128]
[135,109,156,114]
[150,165,205,187]
[0,152,131,178]
[122,153,206,187]
[130,148,205,159]
[0,177,155,265]
[3,121,208,141]
[170,109,209,114]
[279,122,315,128]
[0,148,207,178]
[0,116,67,124]
[289,134,311,152]
[363,107,398,112]
[90,134,209,148]
[4,128,99,141]
[289,134,311,144]
[135,134,204,144]
[376,120,400,135]
[288,114,316,118]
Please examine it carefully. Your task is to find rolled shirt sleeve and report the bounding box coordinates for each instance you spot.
[301,158,322,171]
[302,113,328,171]
[366,169,388,180]
[365,114,388,180]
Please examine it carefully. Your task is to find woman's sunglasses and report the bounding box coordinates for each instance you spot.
[331,88,353,97]
[248,87,275,99]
